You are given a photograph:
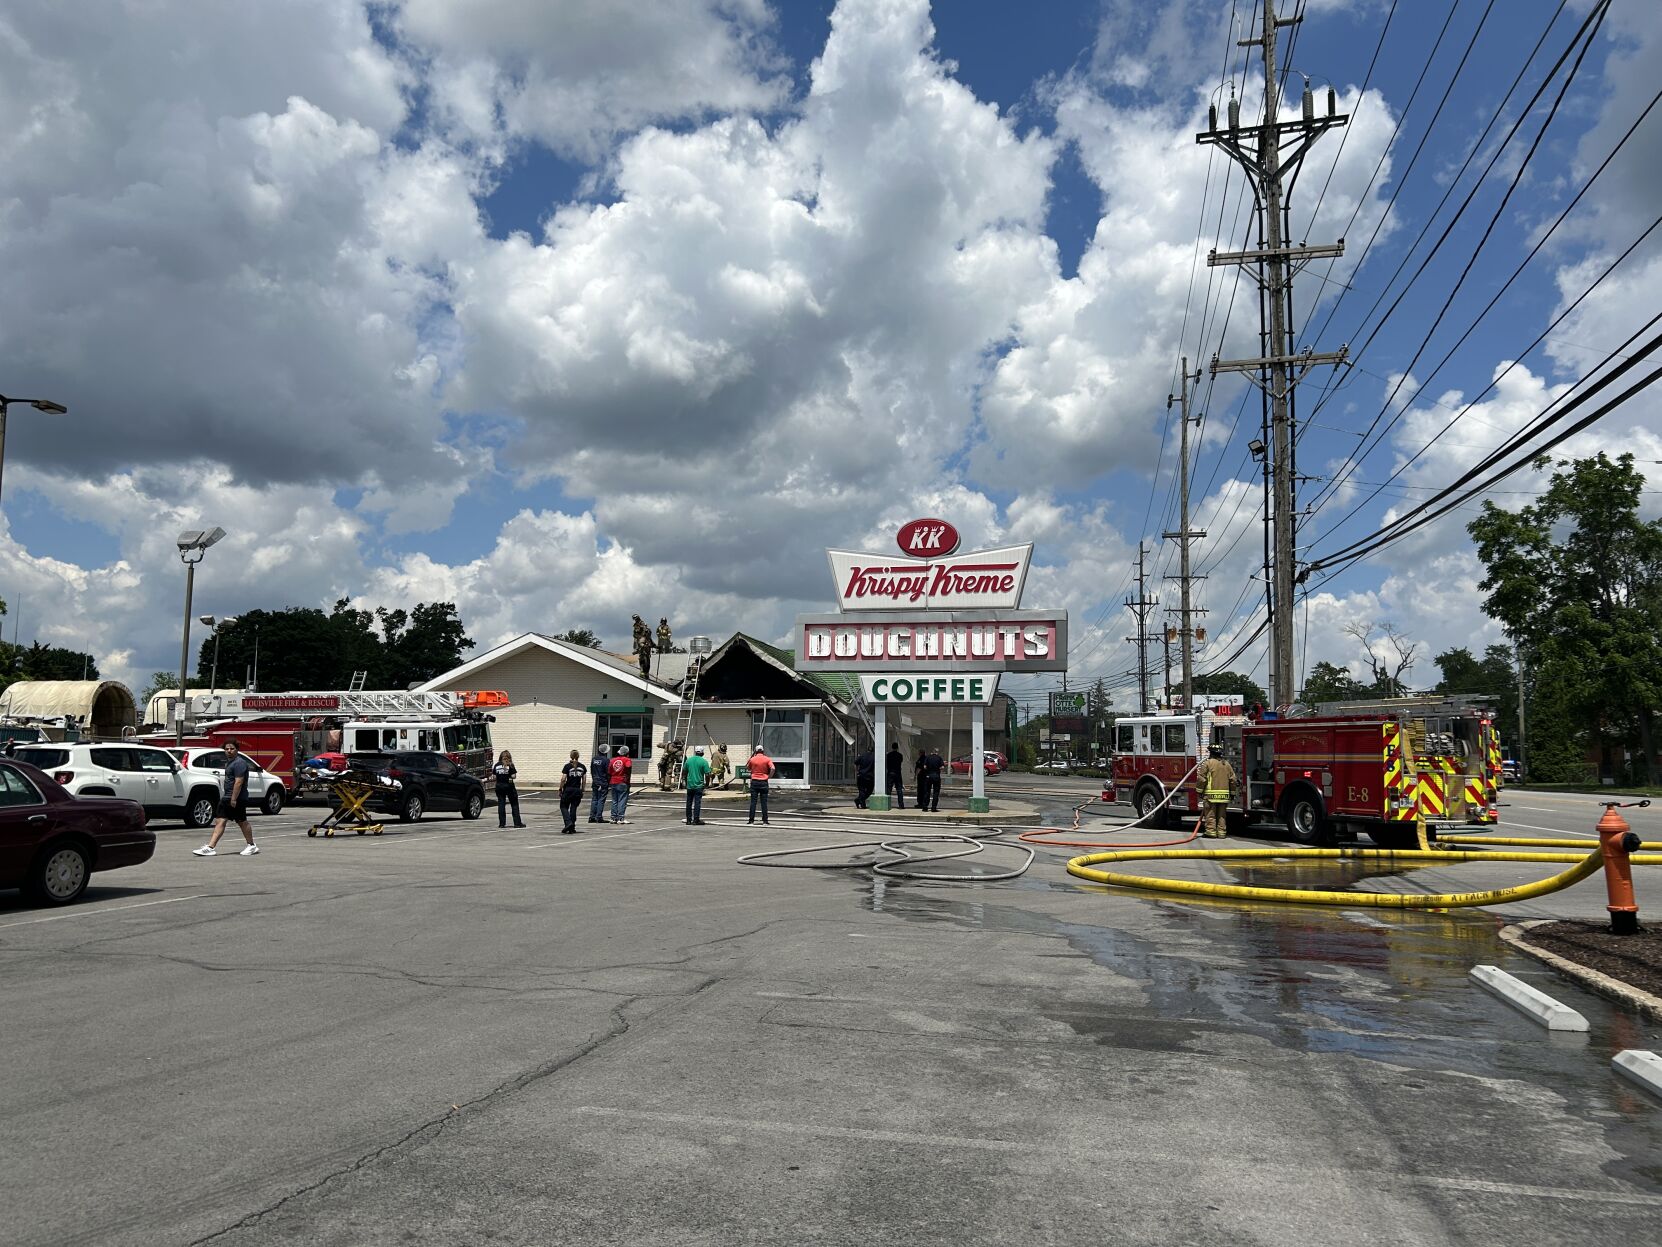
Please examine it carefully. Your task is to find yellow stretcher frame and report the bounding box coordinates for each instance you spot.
[307,778,392,838]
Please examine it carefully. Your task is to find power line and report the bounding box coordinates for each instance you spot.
[1303,0,1613,519]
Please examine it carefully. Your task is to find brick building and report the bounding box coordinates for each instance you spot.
[418,632,860,787]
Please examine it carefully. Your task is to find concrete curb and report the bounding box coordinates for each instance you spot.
[1613,1050,1662,1099]
[1499,922,1662,1026]
[1470,964,1589,1031]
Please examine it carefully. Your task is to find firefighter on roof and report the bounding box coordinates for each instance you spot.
[1197,743,1237,840]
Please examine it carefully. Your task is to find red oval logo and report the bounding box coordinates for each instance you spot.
[896,518,961,559]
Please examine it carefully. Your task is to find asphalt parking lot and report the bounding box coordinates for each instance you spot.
[5,781,1661,1246]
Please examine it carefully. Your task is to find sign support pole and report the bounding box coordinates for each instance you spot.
[969,704,988,813]
[870,704,890,812]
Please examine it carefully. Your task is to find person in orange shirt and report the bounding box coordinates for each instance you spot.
[746,745,776,824]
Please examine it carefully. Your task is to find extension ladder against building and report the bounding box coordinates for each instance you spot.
[667,655,706,788]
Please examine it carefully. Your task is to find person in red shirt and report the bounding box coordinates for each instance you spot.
[746,745,775,824]
[608,745,634,823]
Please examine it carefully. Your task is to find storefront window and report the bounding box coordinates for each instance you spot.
[752,709,806,780]
[596,714,654,761]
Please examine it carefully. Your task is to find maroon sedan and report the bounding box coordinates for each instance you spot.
[0,760,154,906]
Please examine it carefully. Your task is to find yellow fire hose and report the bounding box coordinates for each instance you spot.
[1440,834,1662,851]
[1065,843,1662,909]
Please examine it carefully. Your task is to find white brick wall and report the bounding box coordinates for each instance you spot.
[461,645,673,784]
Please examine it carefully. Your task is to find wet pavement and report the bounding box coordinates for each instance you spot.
[3,785,1659,1244]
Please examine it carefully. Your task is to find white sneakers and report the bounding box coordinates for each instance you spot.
[192,844,260,857]
[239,844,260,856]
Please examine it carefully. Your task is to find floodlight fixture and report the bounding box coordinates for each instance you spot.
[1248,438,1267,460]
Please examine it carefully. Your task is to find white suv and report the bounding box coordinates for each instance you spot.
[166,747,285,816]
[14,742,225,828]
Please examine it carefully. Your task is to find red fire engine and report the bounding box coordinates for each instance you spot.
[159,689,508,801]
[1107,696,1503,848]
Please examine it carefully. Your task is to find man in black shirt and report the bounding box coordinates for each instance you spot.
[884,743,906,809]
[920,746,945,812]
[854,747,875,808]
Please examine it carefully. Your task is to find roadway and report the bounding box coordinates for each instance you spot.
[2,783,1659,1245]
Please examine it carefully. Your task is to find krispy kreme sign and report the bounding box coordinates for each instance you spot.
[827,542,1031,611]
[795,610,1067,673]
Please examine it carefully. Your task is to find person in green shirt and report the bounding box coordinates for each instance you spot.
[682,745,712,825]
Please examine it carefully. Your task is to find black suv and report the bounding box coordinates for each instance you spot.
[347,751,486,823]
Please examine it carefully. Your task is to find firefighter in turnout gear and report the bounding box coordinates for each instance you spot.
[1197,743,1237,840]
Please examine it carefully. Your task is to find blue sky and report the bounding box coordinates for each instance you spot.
[0,0,1653,701]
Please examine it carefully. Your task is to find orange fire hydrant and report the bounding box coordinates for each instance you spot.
[1597,803,1643,935]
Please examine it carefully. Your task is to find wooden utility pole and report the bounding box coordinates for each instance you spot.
[1163,357,1207,710]
[1124,543,1157,714]
[1198,0,1348,706]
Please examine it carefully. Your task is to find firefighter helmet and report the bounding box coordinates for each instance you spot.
[1207,744,1223,758]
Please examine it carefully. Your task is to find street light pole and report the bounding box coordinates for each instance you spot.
[198,614,226,692]
[0,394,68,514]
[177,560,198,745]
[175,528,225,744]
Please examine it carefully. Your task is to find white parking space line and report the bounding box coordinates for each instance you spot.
[0,893,207,929]
[1494,820,1599,838]
[526,827,661,849]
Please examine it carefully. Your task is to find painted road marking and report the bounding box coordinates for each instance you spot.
[526,827,661,849]
[1496,820,1600,838]
[0,893,207,930]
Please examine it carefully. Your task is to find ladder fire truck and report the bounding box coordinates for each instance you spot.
[1106,696,1503,849]
[165,689,509,802]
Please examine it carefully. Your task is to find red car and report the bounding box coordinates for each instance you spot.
[949,755,999,775]
[0,760,155,906]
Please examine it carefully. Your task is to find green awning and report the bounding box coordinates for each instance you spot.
[586,705,654,714]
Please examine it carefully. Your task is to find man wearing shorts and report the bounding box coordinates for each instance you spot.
[192,739,259,857]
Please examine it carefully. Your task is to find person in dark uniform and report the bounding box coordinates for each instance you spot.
[914,749,928,809]
[854,747,875,809]
[493,749,525,828]
[588,742,612,822]
[920,746,945,812]
[884,743,906,809]
[559,750,586,833]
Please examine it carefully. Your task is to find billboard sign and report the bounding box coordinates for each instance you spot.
[859,674,1001,705]
[796,609,1066,673]
[827,543,1033,612]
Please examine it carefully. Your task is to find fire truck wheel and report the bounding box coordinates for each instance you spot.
[1133,783,1172,829]
[1281,789,1329,845]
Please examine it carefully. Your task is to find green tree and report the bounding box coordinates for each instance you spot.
[382,602,473,687]
[1432,646,1485,692]
[554,628,604,649]
[1297,661,1367,706]
[198,607,338,690]
[1470,453,1662,782]
[1433,643,1519,748]
[1191,670,1268,710]
[196,601,473,692]
[4,642,99,681]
